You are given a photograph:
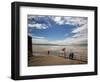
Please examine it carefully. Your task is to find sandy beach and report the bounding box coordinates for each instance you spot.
[28,55,87,66]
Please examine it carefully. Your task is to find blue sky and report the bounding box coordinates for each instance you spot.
[28,15,88,45]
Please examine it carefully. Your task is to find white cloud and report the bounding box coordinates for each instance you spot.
[28,16,88,45]
[51,16,87,26]
[67,18,88,45]
[28,15,49,29]
[50,21,88,45]
[28,15,35,19]
[28,23,48,29]
[51,16,64,25]
[72,24,87,33]
[54,17,61,22]
[50,17,88,45]
[32,38,48,44]
[28,15,44,19]
[50,36,87,45]
[32,35,46,39]
[32,35,49,44]
[54,17,64,25]
[65,17,87,26]
[31,34,87,45]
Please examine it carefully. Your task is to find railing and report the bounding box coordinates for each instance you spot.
[32,44,87,63]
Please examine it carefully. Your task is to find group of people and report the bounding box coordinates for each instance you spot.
[62,48,74,59]
[47,48,74,60]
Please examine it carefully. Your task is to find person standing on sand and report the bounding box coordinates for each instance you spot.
[69,52,74,60]
[48,50,50,55]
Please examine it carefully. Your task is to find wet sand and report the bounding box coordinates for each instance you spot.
[28,55,87,66]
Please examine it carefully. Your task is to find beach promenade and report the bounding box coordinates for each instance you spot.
[28,55,87,66]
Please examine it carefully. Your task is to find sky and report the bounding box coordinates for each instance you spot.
[28,15,88,46]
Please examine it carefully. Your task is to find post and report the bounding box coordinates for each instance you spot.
[28,36,32,57]
[62,48,66,58]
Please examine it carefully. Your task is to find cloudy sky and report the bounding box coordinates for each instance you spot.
[28,15,88,46]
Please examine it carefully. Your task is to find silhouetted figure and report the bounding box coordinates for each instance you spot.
[69,52,74,60]
[48,50,50,55]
